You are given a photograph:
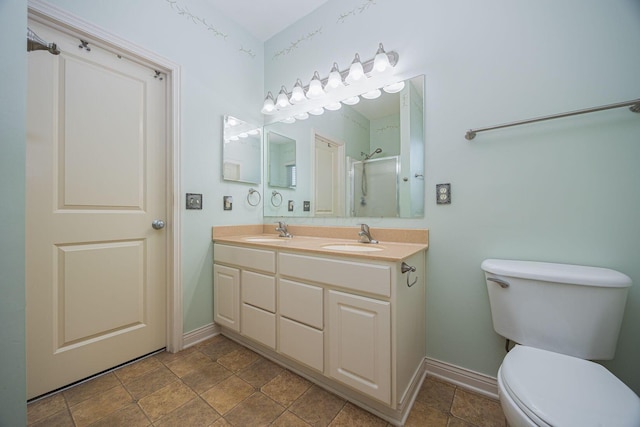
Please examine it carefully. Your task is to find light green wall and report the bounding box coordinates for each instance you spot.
[43,0,265,332]
[265,0,640,393]
[0,0,27,423]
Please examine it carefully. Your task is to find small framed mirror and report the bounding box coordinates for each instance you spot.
[222,115,261,184]
[267,131,296,189]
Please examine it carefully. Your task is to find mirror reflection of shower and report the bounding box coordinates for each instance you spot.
[351,154,400,217]
[359,148,382,206]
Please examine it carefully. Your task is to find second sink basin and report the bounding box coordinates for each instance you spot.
[322,244,383,252]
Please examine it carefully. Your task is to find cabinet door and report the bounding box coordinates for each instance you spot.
[328,290,391,404]
[213,264,240,332]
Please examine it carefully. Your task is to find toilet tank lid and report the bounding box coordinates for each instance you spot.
[481,259,631,288]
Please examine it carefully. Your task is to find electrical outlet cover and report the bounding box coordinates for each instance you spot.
[186,193,203,209]
[436,183,451,204]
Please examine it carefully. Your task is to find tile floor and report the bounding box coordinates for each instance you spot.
[27,335,506,427]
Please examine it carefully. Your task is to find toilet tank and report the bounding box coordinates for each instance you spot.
[481,259,631,360]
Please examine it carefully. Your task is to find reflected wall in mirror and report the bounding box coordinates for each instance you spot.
[268,132,296,189]
[263,75,424,218]
[222,115,261,184]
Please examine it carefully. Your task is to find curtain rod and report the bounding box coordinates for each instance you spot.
[465,98,640,140]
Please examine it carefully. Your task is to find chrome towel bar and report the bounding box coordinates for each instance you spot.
[465,98,640,140]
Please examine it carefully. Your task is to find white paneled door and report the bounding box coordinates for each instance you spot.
[26,20,167,399]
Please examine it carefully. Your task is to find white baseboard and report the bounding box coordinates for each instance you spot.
[182,323,220,349]
[425,357,499,400]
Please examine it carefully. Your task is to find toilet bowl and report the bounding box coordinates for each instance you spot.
[497,345,640,427]
[481,259,640,426]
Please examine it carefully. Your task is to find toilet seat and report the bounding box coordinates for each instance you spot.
[500,345,640,427]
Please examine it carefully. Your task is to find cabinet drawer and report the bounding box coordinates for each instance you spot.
[242,304,276,349]
[214,243,276,273]
[279,316,323,372]
[279,252,391,297]
[242,271,276,312]
[279,279,323,329]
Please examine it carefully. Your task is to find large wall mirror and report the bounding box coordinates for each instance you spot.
[222,115,261,184]
[264,75,424,218]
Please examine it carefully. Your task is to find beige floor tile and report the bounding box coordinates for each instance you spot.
[447,416,476,426]
[164,350,215,378]
[198,335,243,361]
[154,397,221,427]
[181,361,233,394]
[261,370,312,408]
[88,403,150,427]
[416,376,456,413]
[450,389,505,427]
[124,365,179,400]
[217,347,261,372]
[63,373,121,407]
[28,393,67,425]
[209,417,234,426]
[224,392,285,426]
[328,402,388,427]
[237,357,284,388]
[200,375,255,415]
[69,384,133,427]
[115,356,163,383]
[404,400,449,427]
[29,409,75,427]
[271,410,313,427]
[289,385,346,427]
[155,345,199,364]
[137,381,197,422]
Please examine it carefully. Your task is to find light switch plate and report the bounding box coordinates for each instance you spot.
[186,193,202,209]
[436,183,451,204]
[223,196,232,211]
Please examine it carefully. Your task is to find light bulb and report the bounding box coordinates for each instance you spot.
[309,107,325,116]
[294,112,309,120]
[261,92,275,114]
[383,81,405,93]
[362,89,382,99]
[373,43,391,73]
[290,79,306,104]
[306,71,325,99]
[342,96,360,105]
[227,117,238,126]
[325,102,342,111]
[248,129,259,135]
[229,135,239,141]
[282,117,295,124]
[239,132,248,138]
[276,86,291,109]
[346,53,365,84]
[326,62,344,91]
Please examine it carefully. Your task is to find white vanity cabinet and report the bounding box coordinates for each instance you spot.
[213,241,426,425]
[213,244,276,348]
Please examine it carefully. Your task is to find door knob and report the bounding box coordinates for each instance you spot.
[152,219,165,230]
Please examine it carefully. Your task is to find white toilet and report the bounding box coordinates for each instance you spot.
[481,259,640,427]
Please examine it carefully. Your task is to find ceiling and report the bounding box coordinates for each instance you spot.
[207,0,331,41]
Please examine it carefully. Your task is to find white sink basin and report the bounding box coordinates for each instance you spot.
[322,244,383,252]
[244,237,285,243]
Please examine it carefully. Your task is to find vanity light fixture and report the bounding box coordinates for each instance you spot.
[326,62,344,91]
[306,71,325,99]
[383,81,405,93]
[276,86,292,109]
[346,53,365,84]
[342,95,360,105]
[261,91,275,114]
[290,79,306,104]
[373,43,391,73]
[261,43,399,121]
[362,89,382,100]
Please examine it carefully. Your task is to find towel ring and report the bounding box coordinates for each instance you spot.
[271,190,283,207]
[401,262,418,287]
[247,188,261,206]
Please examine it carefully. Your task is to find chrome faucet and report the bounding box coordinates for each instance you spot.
[358,223,378,244]
[275,221,292,238]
